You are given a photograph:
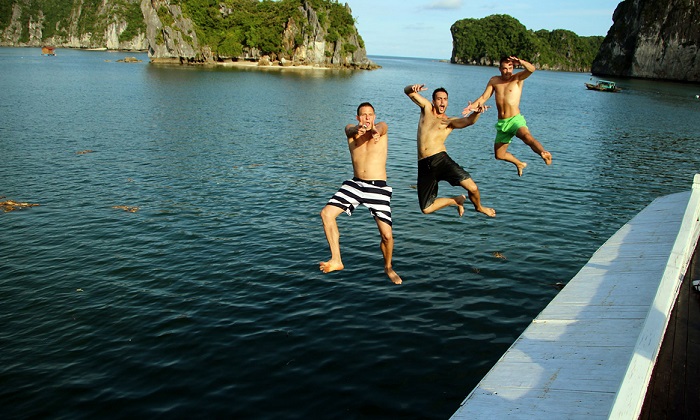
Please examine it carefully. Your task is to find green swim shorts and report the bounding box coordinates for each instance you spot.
[494,114,527,144]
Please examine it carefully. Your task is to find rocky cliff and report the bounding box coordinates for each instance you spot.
[0,0,147,50]
[141,0,376,69]
[141,0,199,62]
[592,0,699,82]
[0,0,377,69]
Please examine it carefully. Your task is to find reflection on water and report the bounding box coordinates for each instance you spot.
[1,47,699,419]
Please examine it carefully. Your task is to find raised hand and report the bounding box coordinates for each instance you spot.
[357,123,369,137]
[462,101,489,116]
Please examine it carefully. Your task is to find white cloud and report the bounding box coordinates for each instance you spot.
[425,0,463,10]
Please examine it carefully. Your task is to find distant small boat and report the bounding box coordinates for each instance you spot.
[41,46,56,56]
[585,80,621,92]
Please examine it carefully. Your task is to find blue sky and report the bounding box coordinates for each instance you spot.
[347,0,622,59]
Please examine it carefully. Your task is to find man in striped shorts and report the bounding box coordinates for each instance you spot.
[320,102,403,284]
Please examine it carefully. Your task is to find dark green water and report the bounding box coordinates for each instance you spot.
[1,47,699,419]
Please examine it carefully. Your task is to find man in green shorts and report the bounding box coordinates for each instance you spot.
[468,56,552,177]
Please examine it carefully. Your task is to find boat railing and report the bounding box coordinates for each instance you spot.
[609,173,700,418]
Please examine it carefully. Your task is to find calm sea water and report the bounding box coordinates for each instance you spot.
[1,47,699,419]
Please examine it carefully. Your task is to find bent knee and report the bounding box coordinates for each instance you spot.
[517,132,536,144]
[419,198,435,214]
[461,179,478,193]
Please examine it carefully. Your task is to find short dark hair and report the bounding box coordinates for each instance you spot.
[499,56,511,65]
[357,102,375,115]
[432,87,448,100]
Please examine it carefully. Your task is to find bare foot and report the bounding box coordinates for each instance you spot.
[455,194,466,217]
[319,260,344,273]
[385,267,403,284]
[541,151,552,165]
[475,206,496,217]
[517,161,528,177]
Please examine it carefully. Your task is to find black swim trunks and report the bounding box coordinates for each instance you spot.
[417,151,471,210]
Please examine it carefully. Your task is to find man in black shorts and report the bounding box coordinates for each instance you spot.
[404,84,496,217]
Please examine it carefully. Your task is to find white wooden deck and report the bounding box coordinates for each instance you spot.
[452,174,700,420]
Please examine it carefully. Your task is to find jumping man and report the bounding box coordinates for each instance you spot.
[468,56,552,176]
[319,102,403,284]
[404,84,495,218]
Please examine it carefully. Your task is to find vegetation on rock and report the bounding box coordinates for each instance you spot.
[1,0,145,46]
[451,15,604,72]
[0,0,371,68]
[179,0,362,60]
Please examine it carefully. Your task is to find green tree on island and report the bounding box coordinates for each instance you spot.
[0,0,363,62]
[181,0,362,59]
[451,14,604,72]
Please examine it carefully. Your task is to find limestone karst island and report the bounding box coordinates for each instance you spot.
[0,0,378,69]
[448,0,699,82]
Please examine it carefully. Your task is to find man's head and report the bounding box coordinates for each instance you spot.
[356,102,376,128]
[499,57,515,78]
[432,87,448,115]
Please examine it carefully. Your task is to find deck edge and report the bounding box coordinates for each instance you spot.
[609,175,700,418]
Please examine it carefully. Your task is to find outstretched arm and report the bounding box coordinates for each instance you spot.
[345,123,363,139]
[464,83,494,116]
[374,121,388,136]
[450,105,483,129]
[467,81,495,113]
[404,84,432,109]
[345,121,387,141]
[346,123,370,140]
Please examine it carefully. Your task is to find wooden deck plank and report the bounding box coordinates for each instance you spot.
[499,342,633,365]
[521,319,644,346]
[452,175,700,420]
[476,362,626,393]
[537,305,649,320]
[455,388,613,419]
[546,278,659,306]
